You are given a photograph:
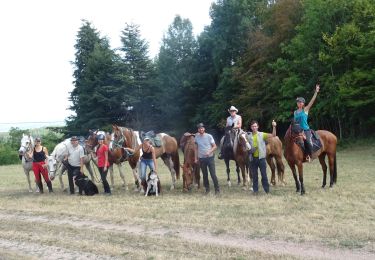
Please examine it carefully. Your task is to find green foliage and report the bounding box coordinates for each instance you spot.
[0,144,19,165]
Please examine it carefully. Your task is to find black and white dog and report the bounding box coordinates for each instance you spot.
[142,170,161,196]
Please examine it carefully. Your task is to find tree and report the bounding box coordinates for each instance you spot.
[155,15,197,132]
[119,23,156,129]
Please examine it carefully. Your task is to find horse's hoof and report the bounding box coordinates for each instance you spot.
[321,185,326,188]
[227,181,231,187]
[170,186,175,191]
[28,189,33,193]
[242,186,248,191]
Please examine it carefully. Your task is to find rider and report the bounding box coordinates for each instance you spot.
[27,137,53,193]
[294,83,320,162]
[218,105,251,159]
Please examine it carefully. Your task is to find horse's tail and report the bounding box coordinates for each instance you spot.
[172,151,180,180]
[333,153,337,183]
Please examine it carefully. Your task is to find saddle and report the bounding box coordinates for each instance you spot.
[291,123,322,155]
[141,131,162,147]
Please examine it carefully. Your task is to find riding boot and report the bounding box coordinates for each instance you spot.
[36,181,44,194]
[46,181,53,193]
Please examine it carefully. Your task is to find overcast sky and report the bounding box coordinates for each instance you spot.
[0,0,213,131]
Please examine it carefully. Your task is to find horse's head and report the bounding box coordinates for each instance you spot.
[223,125,238,149]
[85,130,98,153]
[46,156,57,180]
[18,134,34,157]
[181,163,193,191]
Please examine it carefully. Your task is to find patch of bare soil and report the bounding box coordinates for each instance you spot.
[0,211,373,260]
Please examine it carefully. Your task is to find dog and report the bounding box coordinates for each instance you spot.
[74,173,99,196]
[142,170,161,196]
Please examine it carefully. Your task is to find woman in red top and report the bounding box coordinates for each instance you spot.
[95,134,111,195]
[27,137,53,193]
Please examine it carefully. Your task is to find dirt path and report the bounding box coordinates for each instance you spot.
[0,211,373,260]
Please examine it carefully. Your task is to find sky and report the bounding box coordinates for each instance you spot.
[0,0,213,132]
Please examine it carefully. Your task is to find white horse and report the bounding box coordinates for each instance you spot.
[18,134,37,192]
[49,138,95,191]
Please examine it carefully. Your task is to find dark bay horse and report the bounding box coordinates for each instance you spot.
[180,133,200,191]
[113,125,180,190]
[221,126,250,189]
[284,123,337,195]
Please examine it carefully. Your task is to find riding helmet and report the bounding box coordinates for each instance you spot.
[97,134,105,140]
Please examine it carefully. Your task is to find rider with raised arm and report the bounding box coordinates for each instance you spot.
[294,83,320,162]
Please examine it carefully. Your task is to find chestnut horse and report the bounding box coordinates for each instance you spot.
[112,125,180,190]
[284,123,337,195]
[266,136,286,186]
[86,130,137,190]
[179,133,200,191]
[221,126,250,189]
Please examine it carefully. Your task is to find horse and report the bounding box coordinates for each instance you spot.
[112,125,180,190]
[266,136,286,186]
[86,130,138,191]
[179,133,200,191]
[49,137,95,191]
[221,126,250,189]
[284,122,337,195]
[18,134,36,192]
[109,127,143,190]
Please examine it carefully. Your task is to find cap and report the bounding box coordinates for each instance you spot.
[296,97,305,103]
[70,136,78,141]
[35,137,41,142]
[197,123,205,128]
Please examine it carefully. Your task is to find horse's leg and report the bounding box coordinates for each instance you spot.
[224,158,231,186]
[235,162,241,185]
[25,168,33,193]
[59,165,66,191]
[288,161,300,193]
[85,162,95,181]
[240,163,248,190]
[275,155,286,186]
[162,154,176,190]
[327,152,336,188]
[109,165,115,189]
[297,163,305,195]
[319,153,328,188]
[266,155,276,186]
[117,163,127,190]
[131,162,141,191]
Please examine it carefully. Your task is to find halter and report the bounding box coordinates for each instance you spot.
[20,136,34,162]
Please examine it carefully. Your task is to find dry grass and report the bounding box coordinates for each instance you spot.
[0,142,374,259]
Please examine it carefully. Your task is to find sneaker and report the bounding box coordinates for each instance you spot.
[215,190,221,196]
[204,189,210,195]
[105,192,112,196]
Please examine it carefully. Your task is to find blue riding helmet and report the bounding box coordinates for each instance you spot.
[97,134,105,140]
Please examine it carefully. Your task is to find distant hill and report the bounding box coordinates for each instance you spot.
[0,121,65,133]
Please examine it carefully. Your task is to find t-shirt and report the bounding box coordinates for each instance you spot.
[67,144,85,167]
[96,144,109,167]
[226,114,241,127]
[251,132,268,158]
[195,133,215,158]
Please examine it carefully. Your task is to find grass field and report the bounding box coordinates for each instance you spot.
[0,142,374,259]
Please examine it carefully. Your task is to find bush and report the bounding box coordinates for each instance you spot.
[0,144,20,165]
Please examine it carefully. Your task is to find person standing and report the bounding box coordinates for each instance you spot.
[194,123,220,195]
[28,137,53,193]
[95,134,111,195]
[124,136,158,194]
[248,120,277,194]
[64,136,85,195]
[294,83,320,161]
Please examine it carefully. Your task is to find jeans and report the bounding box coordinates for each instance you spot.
[304,130,312,155]
[251,157,269,193]
[99,167,111,194]
[139,159,155,181]
[199,156,220,192]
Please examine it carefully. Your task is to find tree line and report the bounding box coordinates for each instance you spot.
[67,0,375,139]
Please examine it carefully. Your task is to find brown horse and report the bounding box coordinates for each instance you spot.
[179,133,200,191]
[86,130,137,190]
[221,126,250,189]
[284,123,337,195]
[113,125,180,190]
[266,136,286,186]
